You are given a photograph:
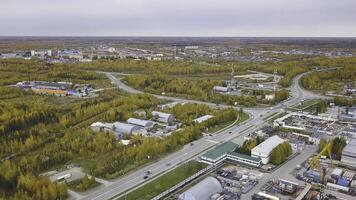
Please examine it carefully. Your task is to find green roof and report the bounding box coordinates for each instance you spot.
[201,141,239,160]
[227,151,262,163]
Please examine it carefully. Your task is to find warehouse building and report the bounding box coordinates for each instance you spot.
[193,115,214,124]
[127,118,154,129]
[251,135,285,164]
[341,139,356,167]
[152,111,175,124]
[90,121,144,138]
[213,86,231,93]
[178,177,223,200]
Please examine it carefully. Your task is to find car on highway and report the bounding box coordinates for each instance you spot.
[228,131,232,134]
[143,175,149,179]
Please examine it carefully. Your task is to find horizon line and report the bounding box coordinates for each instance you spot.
[1,35,356,39]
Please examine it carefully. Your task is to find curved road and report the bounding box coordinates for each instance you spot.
[80,70,330,200]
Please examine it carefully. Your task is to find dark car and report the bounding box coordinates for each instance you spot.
[143,175,149,179]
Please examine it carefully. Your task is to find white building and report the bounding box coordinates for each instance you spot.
[265,94,275,101]
[251,135,285,164]
[127,118,154,129]
[152,111,175,124]
[90,121,144,138]
[193,115,214,124]
[341,139,356,167]
[31,50,52,57]
[213,86,231,93]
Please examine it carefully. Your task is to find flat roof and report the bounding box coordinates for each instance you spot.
[343,139,356,156]
[252,135,285,156]
[193,115,214,123]
[201,142,239,160]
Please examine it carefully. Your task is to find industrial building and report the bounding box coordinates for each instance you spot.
[152,111,175,124]
[341,139,356,167]
[193,115,214,124]
[127,118,154,129]
[251,135,285,164]
[30,49,52,57]
[90,121,144,138]
[339,107,356,122]
[213,86,231,93]
[199,142,262,167]
[178,177,223,200]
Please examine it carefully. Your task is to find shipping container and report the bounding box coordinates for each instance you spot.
[337,177,349,187]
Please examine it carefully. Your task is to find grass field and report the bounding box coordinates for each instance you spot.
[117,161,207,200]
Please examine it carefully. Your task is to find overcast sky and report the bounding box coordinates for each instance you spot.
[0,0,355,37]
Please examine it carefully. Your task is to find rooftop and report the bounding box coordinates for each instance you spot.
[343,139,356,155]
[252,135,285,155]
[201,141,239,160]
[227,151,262,162]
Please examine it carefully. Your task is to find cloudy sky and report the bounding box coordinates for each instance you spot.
[0,0,355,37]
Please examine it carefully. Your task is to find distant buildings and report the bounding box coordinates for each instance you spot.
[58,50,83,60]
[31,50,52,57]
[16,81,92,97]
[251,135,285,164]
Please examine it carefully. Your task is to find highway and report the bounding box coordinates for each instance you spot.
[79,70,329,200]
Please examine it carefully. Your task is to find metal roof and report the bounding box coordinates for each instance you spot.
[178,177,222,200]
[113,122,141,134]
[201,142,239,160]
[193,115,214,123]
[127,118,154,128]
[152,111,174,122]
[251,135,285,157]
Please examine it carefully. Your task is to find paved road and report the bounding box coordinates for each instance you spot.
[244,145,317,199]
[79,70,329,200]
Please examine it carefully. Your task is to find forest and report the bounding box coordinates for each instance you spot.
[0,78,240,199]
[0,59,110,88]
[301,64,356,93]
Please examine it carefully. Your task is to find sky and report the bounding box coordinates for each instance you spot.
[0,0,355,37]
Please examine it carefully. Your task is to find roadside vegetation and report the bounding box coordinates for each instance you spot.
[67,175,99,192]
[270,142,293,165]
[117,161,206,200]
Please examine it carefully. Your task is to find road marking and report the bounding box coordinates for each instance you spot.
[206,139,219,144]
